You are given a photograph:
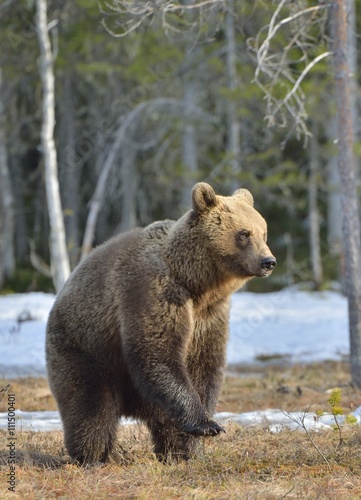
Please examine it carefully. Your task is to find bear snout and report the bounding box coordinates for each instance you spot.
[260,256,277,273]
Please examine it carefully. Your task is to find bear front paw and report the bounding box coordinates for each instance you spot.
[181,419,225,437]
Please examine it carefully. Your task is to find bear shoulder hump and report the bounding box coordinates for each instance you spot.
[144,220,175,241]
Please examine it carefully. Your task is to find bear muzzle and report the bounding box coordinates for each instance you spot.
[260,256,277,276]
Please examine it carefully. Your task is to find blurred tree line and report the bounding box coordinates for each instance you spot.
[0,0,360,293]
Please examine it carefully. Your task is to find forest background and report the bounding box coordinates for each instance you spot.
[0,0,359,295]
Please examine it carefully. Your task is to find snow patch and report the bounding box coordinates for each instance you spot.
[0,289,352,432]
[0,289,349,378]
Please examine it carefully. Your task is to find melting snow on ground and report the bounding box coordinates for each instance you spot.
[1,407,361,433]
[0,289,352,432]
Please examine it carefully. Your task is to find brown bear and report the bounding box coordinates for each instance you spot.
[46,182,276,464]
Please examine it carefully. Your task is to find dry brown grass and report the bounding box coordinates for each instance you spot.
[0,377,56,413]
[1,361,361,499]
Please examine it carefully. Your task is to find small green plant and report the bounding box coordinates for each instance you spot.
[317,387,357,448]
[283,388,359,472]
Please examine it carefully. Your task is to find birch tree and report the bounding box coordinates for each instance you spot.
[0,69,15,288]
[308,123,323,289]
[174,0,201,208]
[36,0,70,292]
[181,69,199,208]
[58,72,80,269]
[225,0,241,187]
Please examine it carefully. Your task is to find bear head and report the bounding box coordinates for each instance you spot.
[191,182,276,279]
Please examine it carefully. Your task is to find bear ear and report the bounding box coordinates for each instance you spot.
[192,182,217,213]
[233,188,254,207]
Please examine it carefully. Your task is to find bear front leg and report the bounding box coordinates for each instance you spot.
[148,418,198,462]
[187,300,231,418]
[121,300,225,438]
[124,343,225,436]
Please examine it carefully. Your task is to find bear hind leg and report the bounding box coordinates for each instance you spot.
[64,406,118,465]
[48,345,119,465]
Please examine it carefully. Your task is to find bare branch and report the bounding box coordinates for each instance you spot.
[99,0,225,38]
[282,408,332,472]
[249,0,331,142]
[271,51,332,119]
[259,4,329,63]
[81,96,215,258]
[29,240,52,278]
[102,0,222,15]
[101,11,153,38]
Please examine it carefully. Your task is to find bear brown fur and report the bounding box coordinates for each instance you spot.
[46,182,276,464]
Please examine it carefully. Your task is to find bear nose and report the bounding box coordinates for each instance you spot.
[261,257,277,271]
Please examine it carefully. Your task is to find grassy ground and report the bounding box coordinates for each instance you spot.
[1,360,361,499]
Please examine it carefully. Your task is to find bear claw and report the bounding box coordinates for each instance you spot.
[181,420,226,437]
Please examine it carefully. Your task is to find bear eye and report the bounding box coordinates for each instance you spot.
[237,230,251,240]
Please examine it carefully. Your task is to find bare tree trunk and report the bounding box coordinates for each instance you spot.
[225,0,241,189]
[11,156,27,261]
[58,72,80,269]
[0,69,15,288]
[119,144,137,232]
[327,0,356,258]
[36,0,70,292]
[346,0,357,139]
[308,124,323,289]
[179,0,199,209]
[181,79,198,208]
[327,123,343,255]
[332,0,361,387]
